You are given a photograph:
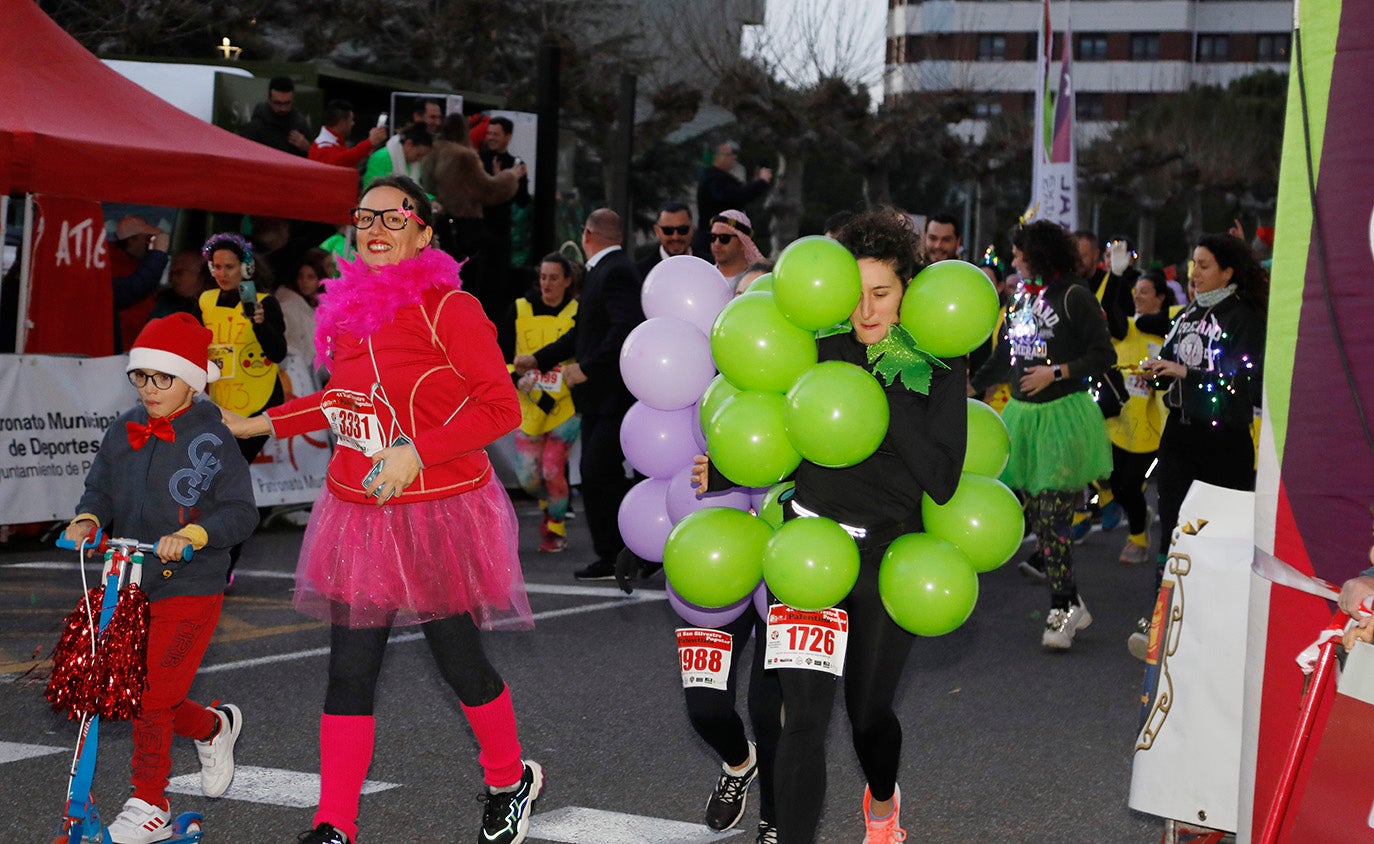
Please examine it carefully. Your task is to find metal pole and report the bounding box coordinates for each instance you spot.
[533,35,562,259]
[609,72,637,244]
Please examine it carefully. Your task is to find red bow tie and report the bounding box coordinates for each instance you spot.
[127,415,176,450]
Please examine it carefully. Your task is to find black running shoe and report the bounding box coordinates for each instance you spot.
[296,822,350,844]
[705,747,757,831]
[478,761,544,844]
[756,820,779,844]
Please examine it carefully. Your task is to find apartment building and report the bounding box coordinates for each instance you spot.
[885,0,1293,136]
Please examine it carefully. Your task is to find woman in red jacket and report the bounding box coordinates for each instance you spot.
[222,176,540,844]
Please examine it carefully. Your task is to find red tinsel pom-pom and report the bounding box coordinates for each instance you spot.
[46,587,104,720]
[89,584,150,721]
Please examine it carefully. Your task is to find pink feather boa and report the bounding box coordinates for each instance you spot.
[314,248,464,364]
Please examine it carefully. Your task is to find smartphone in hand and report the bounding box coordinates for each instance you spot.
[238,281,257,318]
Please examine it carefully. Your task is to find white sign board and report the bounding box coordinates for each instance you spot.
[0,354,329,523]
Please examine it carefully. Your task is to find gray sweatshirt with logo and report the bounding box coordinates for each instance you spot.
[74,400,258,601]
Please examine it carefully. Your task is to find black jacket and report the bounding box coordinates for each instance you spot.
[241,102,310,157]
[692,167,769,257]
[1158,293,1264,430]
[533,248,643,415]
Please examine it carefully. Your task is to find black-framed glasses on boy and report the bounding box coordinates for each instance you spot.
[711,233,737,244]
[350,206,425,231]
[658,224,690,236]
[128,371,175,390]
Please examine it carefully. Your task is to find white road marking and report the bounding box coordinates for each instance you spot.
[198,594,665,674]
[529,806,742,843]
[0,740,66,764]
[166,765,397,808]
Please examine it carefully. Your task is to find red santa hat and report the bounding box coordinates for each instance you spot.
[126,313,221,393]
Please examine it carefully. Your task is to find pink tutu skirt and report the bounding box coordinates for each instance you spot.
[295,480,533,630]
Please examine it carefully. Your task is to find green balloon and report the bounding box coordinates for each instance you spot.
[763,517,860,611]
[664,507,771,607]
[899,260,1001,358]
[699,373,741,432]
[878,533,979,636]
[772,236,863,331]
[746,272,774,294]
[706,391,802,488]
[710,292,818,392]
[757,481,794,528]
[784,361,889,468]
[921,474,1025,573]
[964,398,1010,477]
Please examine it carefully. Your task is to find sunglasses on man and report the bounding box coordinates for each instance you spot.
[658,224,690,236]
[711,233,737,244]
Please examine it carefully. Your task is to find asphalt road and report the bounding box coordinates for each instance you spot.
[1,495,1169,843]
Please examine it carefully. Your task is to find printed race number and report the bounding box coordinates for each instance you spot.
[764,605,848,676]
[321,390,386,455]
[676,628,732,690]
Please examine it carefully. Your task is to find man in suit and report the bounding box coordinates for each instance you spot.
[637,202,694,279]
[515,209,644,580]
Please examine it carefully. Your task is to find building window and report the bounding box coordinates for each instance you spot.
[1076,34,1108,61]
[1130,34,1161,61]
[974,99,1003,118]
[1127,93,1157,115]
[1076,93,1105,120]
[977,34,1007,61]
[1196,34,1230,62]
[1256,33,1290,62]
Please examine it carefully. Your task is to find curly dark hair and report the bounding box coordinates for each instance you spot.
[1195,232,1268,317]
[1011,220,1079,282]
[361,175,433,228]
[834,208,923,284]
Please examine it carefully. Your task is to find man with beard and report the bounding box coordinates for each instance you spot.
[242,77,311,157]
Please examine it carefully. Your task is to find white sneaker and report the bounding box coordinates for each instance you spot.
[107,797,172,844]
[194,703,242,798]
[1042,598,1093,650]
[1128,617,1152,662]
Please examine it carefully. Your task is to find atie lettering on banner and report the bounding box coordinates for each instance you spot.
[24,195,114,356]
[0,355,129,522]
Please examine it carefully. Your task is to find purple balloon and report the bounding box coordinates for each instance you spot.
[620,317,717,411]
[621,402,702,479]
[666,581,752,628]
[690,396,709,453]
[665,464,752,524]
[753,581,770,621]
[617,478,674,562]
[642,255,734,335]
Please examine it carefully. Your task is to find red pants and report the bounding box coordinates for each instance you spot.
[130,594,223,805]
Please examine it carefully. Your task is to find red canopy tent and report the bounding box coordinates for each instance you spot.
[0,0,356,222]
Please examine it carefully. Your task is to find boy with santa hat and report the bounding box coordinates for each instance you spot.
[63,312,259,843]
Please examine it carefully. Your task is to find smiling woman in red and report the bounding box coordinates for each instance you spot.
[221,175,542,844]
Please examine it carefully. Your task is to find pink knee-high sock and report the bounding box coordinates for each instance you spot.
[461,686,524,788]
[315,714,375,841]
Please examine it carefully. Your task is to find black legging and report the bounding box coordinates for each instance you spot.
[1154,417,1254,588]
[772,543,915,844]
[682,608,781,823]
[323,612,505,715]
[1108,445,1157,536]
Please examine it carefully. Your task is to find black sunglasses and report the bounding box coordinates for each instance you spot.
[658,224,690,236]
[711,233,737,244]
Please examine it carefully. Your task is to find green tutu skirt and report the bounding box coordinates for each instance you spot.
[1001,392,1113,494]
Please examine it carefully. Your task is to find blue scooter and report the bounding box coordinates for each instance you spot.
[50,529,204,844]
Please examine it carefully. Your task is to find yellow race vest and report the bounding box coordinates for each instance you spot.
[200,290,280,415]
[1104,310,1177,454]
[511,297,578,436]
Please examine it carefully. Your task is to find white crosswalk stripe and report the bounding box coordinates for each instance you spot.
[165,765,398,808]
[0,740,66,764]
[529,806,744,843]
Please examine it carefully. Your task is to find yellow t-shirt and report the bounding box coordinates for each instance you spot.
[511,297,578,436]
[199,290,279,415]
